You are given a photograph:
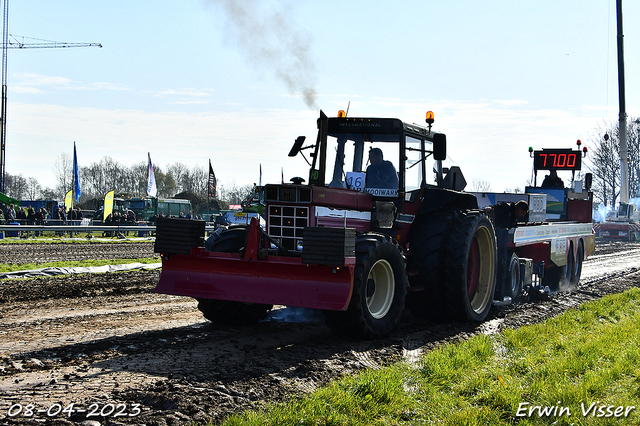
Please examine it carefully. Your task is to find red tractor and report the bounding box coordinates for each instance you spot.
[154,111,592,338]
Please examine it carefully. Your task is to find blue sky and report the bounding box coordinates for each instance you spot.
[4,0,639,194]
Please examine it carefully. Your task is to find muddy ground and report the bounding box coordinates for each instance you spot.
[0,239,639,425]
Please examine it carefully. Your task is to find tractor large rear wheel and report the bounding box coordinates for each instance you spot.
[323,234,406,339]
[198,226,272,325]
[406,211,453,320]
[443,212,497,322]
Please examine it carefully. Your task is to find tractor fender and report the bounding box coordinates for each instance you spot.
[417,187,479,217]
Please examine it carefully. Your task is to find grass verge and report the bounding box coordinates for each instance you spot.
[219,288,640,426]
[0,257,160,273]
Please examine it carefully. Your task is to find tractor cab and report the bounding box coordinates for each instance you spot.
[287,110,453,204]
[283,110,463,240]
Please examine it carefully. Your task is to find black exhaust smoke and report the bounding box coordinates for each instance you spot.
[209,0,318,110]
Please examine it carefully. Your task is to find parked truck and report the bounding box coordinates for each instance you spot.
[95,196,192,222]
[124,197,192,220]
[154,111,595,338]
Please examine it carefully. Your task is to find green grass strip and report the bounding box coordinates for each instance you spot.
[219,288,640,426]
[0,257,160,273]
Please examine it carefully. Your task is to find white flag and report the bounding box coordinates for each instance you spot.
[147,153,157,197]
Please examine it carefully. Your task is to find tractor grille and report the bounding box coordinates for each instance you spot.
[268,205,309,251]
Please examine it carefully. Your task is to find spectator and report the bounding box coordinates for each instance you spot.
[541,170,564,188]
[53,207,65,236]
[35,208,45,236]
[16,206,27,223]
[126,210,136,224]
[7,204,16,221]
[27,206,36,225]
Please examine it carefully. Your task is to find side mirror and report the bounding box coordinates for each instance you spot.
[288,136,306,157]
[584,173,592,191]
[433,133,446,161]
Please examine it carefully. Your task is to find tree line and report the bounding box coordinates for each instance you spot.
[586,117,640,207]
[3,155,255,212]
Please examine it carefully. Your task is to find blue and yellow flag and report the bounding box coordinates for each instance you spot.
[73,142,81,203]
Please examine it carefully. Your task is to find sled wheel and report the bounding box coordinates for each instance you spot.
[570,240,584,286]
[542,265,565,292]
[406,211,454,320]
[563,242,575,289]
[198,225,272,325]
[444,212,497,322]
[324,233,406,339]
[507,252,522,300]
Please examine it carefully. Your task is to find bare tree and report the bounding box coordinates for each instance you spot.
[504,186,523,194]
[26,178,42,199]
[4,173,27,199]
[182,165,207,197]
[219,182,254,205]
[166,163,189,194]
[586,122,621,206]
[154,167,177,198]
[627,119,640,198]
[587,117,640,205]
[41,188,57,200]
[53,153,73,200]
[472,178,492,192]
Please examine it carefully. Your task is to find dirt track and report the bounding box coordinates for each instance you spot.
[0,239,639,425]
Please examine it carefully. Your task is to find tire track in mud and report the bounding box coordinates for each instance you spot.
[0,241,156,265]
[0,240,639,425]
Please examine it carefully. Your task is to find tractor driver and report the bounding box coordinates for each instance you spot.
[365,148,399,189]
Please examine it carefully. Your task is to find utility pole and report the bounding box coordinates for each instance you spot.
[616,0,628,205]
[0,0,101,194]
[1,0,8,194]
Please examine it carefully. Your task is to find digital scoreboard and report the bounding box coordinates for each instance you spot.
[533,149,582,171]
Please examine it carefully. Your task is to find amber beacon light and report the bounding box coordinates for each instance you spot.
[425,111,434,124]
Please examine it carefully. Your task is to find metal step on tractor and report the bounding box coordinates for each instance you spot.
[153,111,594,338]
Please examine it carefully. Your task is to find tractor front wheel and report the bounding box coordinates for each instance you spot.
[198,225,272,325]
[323,234,406,339]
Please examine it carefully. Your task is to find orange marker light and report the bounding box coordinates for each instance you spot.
[338,110,346,118]
[426,111,434,124]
